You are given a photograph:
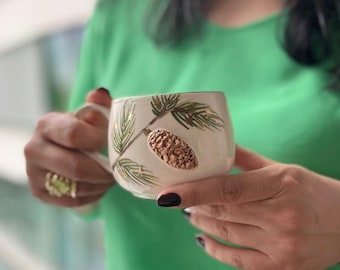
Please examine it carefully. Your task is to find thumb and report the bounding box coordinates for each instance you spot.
[235,145,275,171]
[157,147,281,208]
[85,87,112,107]
[82,87,112,127]
[157,168,282,208]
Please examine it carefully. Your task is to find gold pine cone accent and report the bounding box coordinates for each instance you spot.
[147,129,198,170]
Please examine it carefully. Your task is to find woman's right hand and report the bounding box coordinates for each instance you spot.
[24,88,115,208]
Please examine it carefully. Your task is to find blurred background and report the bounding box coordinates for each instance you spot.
[0,1,105,269]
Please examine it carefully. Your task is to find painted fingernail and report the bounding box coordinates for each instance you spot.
[96,87,110,95]
[157,193,181,207]
[195,236,205,248]
[182,208,191,220]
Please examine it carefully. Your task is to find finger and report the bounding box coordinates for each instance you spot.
[196,235,272,270]
[188,203,265,226]
[157,166,283,207]
[73,181,113,197]
[188,212,267,250]
[25,137,113,184]
[235,145,275,171]
[85,87,111,107]
[28,168,113,197]
[37,112,107,151]
[32,188,104,208]
[81,88,112,128]
[35,87,112,151]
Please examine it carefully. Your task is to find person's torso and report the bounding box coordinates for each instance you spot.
[76,1,340,269]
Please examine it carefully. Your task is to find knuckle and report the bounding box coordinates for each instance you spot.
[268,164,307,233]
[64,122,83,146]
[276,164,303,185]
[23,141,34,158]
[36,115,49,130]
[265,164,304,195]
[68,156,87,180]
[230,254,244,269]
[36,113,58,133]
[206,239,246,270]
[220,177,242,203]
[218,223,232,241]
[207,205,224,219]
[63,121,103,150]
[24,138,40,159]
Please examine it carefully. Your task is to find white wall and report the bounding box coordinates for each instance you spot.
[0,3,104,270]
[0,43,49,127]
[0,0,96,54]
[0,42,49,183]
[0,0,96,182]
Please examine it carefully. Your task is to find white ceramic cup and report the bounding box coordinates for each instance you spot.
[75,91,235,199]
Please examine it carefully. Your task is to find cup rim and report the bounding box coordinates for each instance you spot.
[113,91,225,103]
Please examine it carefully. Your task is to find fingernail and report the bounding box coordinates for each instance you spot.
[182,208,191,220]
[157,193,181,207]
[96,87,110,95]
[195,236,205,248]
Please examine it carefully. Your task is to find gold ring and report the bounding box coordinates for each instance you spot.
[45,172,77,198]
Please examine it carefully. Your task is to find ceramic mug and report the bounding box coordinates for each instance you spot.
[75,91,235,199]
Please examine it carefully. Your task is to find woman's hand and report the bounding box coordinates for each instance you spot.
[24,88,114,208]
[157,145,340,270]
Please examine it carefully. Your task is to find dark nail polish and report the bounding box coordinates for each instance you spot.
[157,193,181,207]
[195,236,205,248]
[182,208,191,220]
[97,87,110,95]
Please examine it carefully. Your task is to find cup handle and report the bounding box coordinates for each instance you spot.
[74,103,112,173]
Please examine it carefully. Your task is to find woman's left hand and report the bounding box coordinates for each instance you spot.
[157,145,340,270]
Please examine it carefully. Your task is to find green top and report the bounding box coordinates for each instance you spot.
[69,0,340,269]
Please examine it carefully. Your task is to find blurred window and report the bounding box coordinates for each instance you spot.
[0,2,105,269]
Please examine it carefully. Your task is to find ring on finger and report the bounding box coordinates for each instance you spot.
[45,172,77,198]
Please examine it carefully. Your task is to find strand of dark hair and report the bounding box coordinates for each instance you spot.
[146,0,340,90]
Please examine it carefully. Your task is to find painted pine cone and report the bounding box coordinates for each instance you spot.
[147,129,198,169]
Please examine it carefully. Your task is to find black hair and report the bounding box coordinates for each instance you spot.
[146,0,340,90]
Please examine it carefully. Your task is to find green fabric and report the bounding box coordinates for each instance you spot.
[68,0,340,269]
